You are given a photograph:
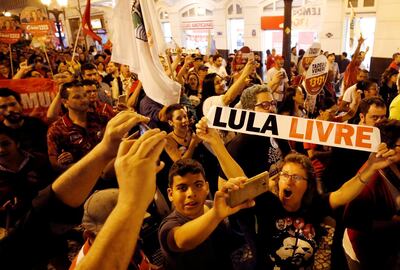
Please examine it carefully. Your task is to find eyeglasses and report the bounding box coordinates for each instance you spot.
[279,171,307,182]
[255,100,277,110]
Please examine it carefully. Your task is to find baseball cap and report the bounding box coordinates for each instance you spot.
[194,55,203,61]
[199,65,209,71]
[275,55,284,61]
[82,189,119,234]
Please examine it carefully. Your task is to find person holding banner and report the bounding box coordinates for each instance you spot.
[343,119,400,270]
[201,58,255,119]
[195,116,399,270]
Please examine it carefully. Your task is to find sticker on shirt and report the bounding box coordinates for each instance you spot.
[69,133,91,150]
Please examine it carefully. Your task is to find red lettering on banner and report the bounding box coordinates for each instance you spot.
[305,120,313,140]
[334,124,354,146]
[315,121,334,142]
[289,118,304,139]
[355,126,373,148]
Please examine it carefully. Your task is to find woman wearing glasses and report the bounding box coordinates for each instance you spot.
[196,117,399,270]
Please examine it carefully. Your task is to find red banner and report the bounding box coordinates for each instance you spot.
[0,30,23,44]
[0,78,57,121]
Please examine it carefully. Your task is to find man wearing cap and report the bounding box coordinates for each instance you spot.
[1,110,161,269]
[265,55,289,103]
[70,189,160,270]
[189,55,204,74]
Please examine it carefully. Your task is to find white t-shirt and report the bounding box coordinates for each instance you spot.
[266,67,288,102]
[342,84,357,103]
[208,65,228,78]
[202,95,225,117]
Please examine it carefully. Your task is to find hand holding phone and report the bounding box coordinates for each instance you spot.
[226,171,269,208]
[118,94,127,105]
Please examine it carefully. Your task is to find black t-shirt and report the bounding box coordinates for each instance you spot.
[233,192,332,270]
[158,205,236,270]
[222,134,287,179]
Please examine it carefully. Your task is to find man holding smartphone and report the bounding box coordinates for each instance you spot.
[265,55,289,103]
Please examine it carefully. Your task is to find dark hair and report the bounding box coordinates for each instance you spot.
[278,86,304,116]
[0,126,19,143]
[81,79,99,88]
[282,153,316,209]
[342,52,348,57]
[358,96,386,116]
[168,159,206,187]
[165,104,184,121]
[0,88,21,103]
[81,63,97,73]
[202,73,218,101]
[381,68,399,85]
[60,80,83,99]
[376,119,400,148]
[318,97,336,112]
[212,54,222,62]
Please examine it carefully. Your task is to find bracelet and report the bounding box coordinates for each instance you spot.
[357,173,368,185]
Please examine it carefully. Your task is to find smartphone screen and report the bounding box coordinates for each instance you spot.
[118,94,127,104]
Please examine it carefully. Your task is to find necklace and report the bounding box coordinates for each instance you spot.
[173,130,188,143]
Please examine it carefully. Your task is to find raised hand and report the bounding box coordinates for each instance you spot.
[114,129,167,208]
[195,117,223,146]
[368,143,400,171]
[101,110,150,157]
[213,177,255,219]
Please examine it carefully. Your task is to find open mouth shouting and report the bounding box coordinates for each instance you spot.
[283,188,293,199]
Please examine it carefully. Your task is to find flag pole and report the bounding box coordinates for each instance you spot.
[165,49,177,81]
[43,45,54,77]
[73,23,82,57]
[9,44,14,77]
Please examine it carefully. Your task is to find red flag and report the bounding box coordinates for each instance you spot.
[82,0,102,43]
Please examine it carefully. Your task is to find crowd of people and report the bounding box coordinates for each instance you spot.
[0,33,400,270]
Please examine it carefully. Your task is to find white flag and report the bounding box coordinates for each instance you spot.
[111,0,181,106]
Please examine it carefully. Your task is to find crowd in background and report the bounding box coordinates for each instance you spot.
[0,34,400,270]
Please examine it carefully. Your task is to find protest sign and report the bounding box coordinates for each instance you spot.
[301,42,321,71]
[207,106,381,152]
[292,0,325,30]
[0,17,22,44]
[20,7,55,37]
[304,55,329,96]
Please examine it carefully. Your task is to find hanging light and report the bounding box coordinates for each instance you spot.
[41,0,51,6]
[3,11,12,17]
[57,0,68,8]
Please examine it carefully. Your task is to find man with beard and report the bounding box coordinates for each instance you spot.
[0,88,48,158]
[47,81,108,172]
